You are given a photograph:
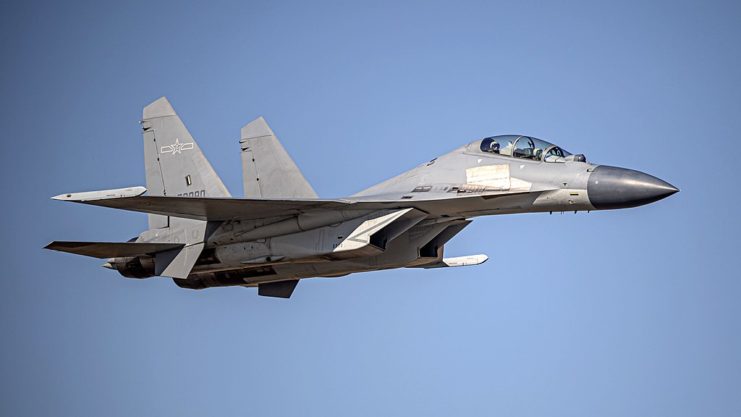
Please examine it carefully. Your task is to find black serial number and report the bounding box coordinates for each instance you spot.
[177,190,206,197]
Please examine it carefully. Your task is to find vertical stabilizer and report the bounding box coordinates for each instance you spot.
[240,117,317,199]
[141,97,230,229]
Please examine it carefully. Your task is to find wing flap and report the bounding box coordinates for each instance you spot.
[44,241,185,258]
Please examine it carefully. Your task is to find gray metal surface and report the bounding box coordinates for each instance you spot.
[241,117,317,199]
[587,165,678,209]
[141,98,231,230]
[65,191,542,221]
[44,241,184,258]
[46,97,679,298]
[258,280,299,298]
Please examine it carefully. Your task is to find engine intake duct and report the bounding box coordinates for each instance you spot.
[419,220,472,258]
[369,209,427,250]
[328,208,428,260]
[370,209,427,251]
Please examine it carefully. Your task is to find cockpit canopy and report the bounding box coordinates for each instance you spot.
[479,135,573,162]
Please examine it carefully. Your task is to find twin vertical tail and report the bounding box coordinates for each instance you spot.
[141,97,231,229]
[49,98,318,281]
[240,116,317,199]
[135,99,317,279]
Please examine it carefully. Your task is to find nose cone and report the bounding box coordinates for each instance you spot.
[588,166,678,210]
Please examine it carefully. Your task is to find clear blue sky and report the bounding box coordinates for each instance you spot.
[1,0,739,416]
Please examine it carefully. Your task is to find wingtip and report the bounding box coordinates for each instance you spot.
[51,193,74,201]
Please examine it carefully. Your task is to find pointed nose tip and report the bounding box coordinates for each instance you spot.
[588,166,678,210]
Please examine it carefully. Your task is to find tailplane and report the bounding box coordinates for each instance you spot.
[44,241,184,258]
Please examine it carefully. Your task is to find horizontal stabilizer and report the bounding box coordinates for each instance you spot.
[52,187,146,202]
[44,241,184,258]
[418,254,489,269]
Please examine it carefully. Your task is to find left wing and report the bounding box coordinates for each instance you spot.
[52,188,541,221]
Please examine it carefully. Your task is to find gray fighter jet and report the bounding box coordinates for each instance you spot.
[46,97,678,298]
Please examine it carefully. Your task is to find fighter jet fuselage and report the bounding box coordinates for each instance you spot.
[46,98,678,298]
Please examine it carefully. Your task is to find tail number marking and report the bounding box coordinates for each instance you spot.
[177,190,206,197]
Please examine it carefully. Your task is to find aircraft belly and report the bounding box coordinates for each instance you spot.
[185,220,457,286]
[265,222,454,280]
